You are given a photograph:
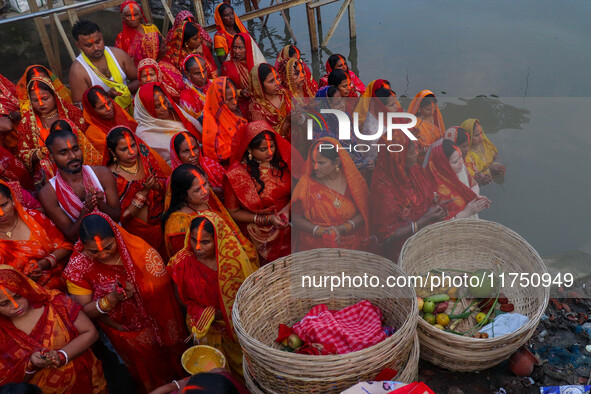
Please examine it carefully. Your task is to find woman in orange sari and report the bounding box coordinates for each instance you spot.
[179,54,212,121]
[63,213,186,393]
[292,138,369,251]
[15,76,101,188]
[0,181,72,290]
[82,85,138,153]
[221,32,266,117]
[407,90,445,161]
[16,65,72,106]
[275,44,318,93]
[214,3,250,64]
[370,132,446,261]
[162,164,258,266]
[104,126,169,255]
[225,121,295,264]
[0,265,106,393]
[168,213,256,378]
[114,0,160,55]
[249,63,293,140]
[202,77,248,164]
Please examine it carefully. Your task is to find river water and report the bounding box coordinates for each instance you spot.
[0,0,589,255]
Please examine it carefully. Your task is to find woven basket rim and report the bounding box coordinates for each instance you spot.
[233,248,418,362]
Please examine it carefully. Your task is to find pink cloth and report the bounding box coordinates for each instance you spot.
[292,300,386,354]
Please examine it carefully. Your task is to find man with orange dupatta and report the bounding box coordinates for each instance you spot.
[292,138,370,251]
[0,181,72,291]
[82,85,138,153]
[407,89,445,160]
[115,0,160,55]
[167,212,256,379]
[0,265,106,393]
[63,212,186,393]
[202,77,248,164]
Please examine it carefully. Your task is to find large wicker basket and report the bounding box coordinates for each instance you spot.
[243,333,421,393]
[233,249,418,393]
[399,219,549,372]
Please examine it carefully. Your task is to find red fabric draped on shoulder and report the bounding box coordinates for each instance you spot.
[0,265,106,392]
[370,132,436,260]
[425,142,477,219]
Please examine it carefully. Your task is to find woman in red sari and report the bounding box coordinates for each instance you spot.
[214,3,250,64]
[319,54,365,95]
[63,213,186,393]
[160,20,217,95]
[169,131,225,196]
[0,181,72,290]
[275,44,318,93]
[370,132,446,261]
[114,0,160,55]
[0,72,21,153]
[0,265,106,393]
[137,58,180,102]
[249,63,293,140]
[221,32,266,117]
[135,82,202,162]
[15,76,101,188]
[292,138,369,251]
[166,11,212,49]
[424,139,491,220]
[179,54,212,121]
[407,90,445,161]
[82,85,138,153]
[277,58,317,99]
[168,213,256,378]
[104,126,169,255]
[162,164,258,267]
[202,77,248,164]
[225,121,294,264]
[16,65,72,107]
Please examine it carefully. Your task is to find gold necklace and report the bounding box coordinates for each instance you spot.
[41,109,59,119]
[0,217,19,238]
[324,174,342,209]
[118,160,140,175]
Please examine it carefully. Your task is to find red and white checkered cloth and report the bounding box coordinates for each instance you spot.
[292,300,386,354]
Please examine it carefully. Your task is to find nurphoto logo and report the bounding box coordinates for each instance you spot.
[305,109,418,153]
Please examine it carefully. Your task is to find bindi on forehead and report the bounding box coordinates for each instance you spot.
[124,133,135,154]
[184,134,196,157]
[94,235,104,251]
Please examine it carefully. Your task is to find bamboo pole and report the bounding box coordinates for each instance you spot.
[27,0,60,75]
[320,0,350,47]
[53,13,76,61]
[162,0,173,34]
[348,0,356,39]
[139,0,153,24]
[160,0,175,24]
[193,0,206,27]
[305,1,318,51]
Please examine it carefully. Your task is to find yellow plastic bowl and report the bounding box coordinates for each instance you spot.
[181,345,227,374]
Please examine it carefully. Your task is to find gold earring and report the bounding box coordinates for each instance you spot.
[248,152,252,161]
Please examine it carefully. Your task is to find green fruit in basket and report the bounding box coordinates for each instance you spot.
[423,313,436,325]
[287,334,304,350]
[422,300,436,314]
[469,269,495,298]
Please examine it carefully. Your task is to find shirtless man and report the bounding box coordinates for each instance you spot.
[68,20,139,109]
[38,129,121,243]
